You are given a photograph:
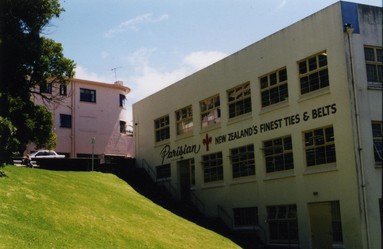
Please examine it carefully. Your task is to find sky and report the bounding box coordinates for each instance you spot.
[45,0,382,123]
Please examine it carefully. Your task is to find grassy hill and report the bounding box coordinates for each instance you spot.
[0,166,240,249]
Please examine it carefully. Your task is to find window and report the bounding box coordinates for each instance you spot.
[304,126,336,167]
[40,83,52,94]
[200,95,221,128]
[227,82,252,118]
[364,46,382,85]
[119,94,126,107]
[119,120,126,134]
[263,136,293,173]
[233,207,258,227]
[230,144,255,178]
[156,164,171,179]
[260,67,288,107]
[267,205,299,243]
[154,115,170,142]
[175,106,193,135]
[298,52,329,94]
[202,152,223,183]
[59,84,67,96]
[372,121,383,163]
[60,114,71,128]
[80,88,96,103]
[331,201,343,243]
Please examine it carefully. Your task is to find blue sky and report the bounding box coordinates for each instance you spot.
[46,0,381,122]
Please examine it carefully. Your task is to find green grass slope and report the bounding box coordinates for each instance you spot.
[0,166,240,249]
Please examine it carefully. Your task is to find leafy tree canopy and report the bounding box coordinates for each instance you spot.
[0,0,75,163]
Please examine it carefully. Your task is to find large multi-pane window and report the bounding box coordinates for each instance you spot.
[202,152,223,183]
[154,115,170,142]
[227,82,252,118]
[304,126,336,167]
[175,105,193,135]
[119,94,126,107]
[263,136,293,173]
[298,52,329,95]
[40,83,52,94]
[364,46,383,85]
[60,114,71,128]
[267,205,299,243]
[372,121,383,163]
[80,88,96,103]
[119,120,126,134]
[200,95,221,128]
[230,144,255,178]
[233,207,258,228]
[260,67,288,107]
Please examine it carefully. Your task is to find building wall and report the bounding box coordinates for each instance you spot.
[32,79,133,158]
[133,2,381,248]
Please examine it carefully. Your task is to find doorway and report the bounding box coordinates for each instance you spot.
[178,158,195,201]
[308,201,343,249]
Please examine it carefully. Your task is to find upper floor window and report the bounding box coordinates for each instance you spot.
[202,152,223,183]
[119,120,126,134]
[119,94,126,107]
[260,67,288,107]
[227,82,252,118]
[175,106,193,135]
[80,88,96,103]
[59,84,67,96]
[60,114,71,128]
[364,46,383,86]
[372,121,383,164]
[200,95,221,128]
[304,126,336,167]
[263,135,293,173]
[298,52,329,95]
[230,144,255,178]
[154,115,170,142]
[40,83,52,94]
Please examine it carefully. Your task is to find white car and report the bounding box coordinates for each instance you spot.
[30,150,65,158]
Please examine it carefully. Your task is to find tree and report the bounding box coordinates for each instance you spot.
[0,0,75,163]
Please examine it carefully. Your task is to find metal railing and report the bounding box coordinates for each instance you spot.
[141,158,177,199]
[217,205,234,229]
[190,190,205,214]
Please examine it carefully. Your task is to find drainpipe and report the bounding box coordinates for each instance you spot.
[345,24,370,249]
[71,79,76,158]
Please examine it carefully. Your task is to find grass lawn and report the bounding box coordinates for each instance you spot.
[0,166,240,249]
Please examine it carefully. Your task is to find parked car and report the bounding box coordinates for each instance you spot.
[30,150,65,158]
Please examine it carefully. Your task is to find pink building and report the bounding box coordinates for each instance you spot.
[31,78,133,159]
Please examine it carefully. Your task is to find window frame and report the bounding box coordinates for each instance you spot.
[80,88,96,103]
[298,51,329,95]
[230,144,255,178]
[263,135,294,173]
[200,94,221,128]
[364,46,383,87]
[175,105,193,136]
[304,126,336,167]
[119,94,126,107]
[372,121,383,164]
[227,82,252,119]
[267,204,299,243]
[59,84,67,96]
[154,115,170,142]
[59,114,72,128]
[119,120,126,134]
[259,67,288,107]
[202,152,223,183]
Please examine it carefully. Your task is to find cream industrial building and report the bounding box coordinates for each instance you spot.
[133,2,382,248]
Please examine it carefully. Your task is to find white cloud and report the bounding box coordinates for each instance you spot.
[74,65,113,83]
[183,51,227,71]
[278,0,288,9]
[104,13,169,38]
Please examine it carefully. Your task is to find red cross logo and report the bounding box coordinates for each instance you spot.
[203,133,212,151]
